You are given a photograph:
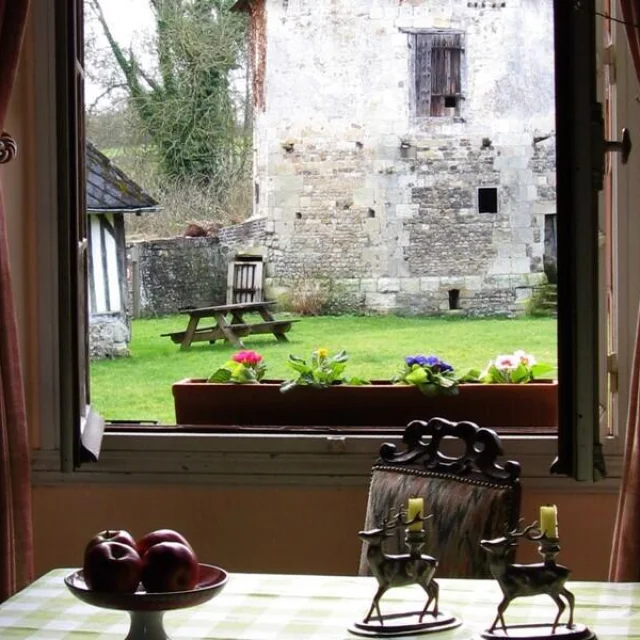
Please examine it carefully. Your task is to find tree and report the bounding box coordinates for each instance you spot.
[87,0,249,195]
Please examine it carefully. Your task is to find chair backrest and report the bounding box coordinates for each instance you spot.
[358,417,522,579]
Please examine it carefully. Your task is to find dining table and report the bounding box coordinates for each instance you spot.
[0,569,637,639]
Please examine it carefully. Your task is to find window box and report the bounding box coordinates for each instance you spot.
[172,379,558,429]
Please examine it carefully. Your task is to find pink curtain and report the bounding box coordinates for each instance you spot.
[609,0,640,581]
[0,0,34,600]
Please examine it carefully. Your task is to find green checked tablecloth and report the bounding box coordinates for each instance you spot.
[0,569,638,639]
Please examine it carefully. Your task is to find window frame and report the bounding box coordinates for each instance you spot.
[28,0,624,489]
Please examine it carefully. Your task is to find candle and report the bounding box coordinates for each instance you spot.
[407,497,424,532]
[539,504,558,538]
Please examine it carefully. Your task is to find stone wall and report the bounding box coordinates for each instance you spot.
[249,0,556,316]
[89,315,130,359]
[127,237,229,317]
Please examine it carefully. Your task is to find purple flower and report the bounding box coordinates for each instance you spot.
[405,354,454,373]
[405,354,429,367]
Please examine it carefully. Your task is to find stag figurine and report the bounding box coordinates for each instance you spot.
[480,521,575,633]
[358,510,438,625]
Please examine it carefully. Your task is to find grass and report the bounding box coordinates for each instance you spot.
[90,314,557,424]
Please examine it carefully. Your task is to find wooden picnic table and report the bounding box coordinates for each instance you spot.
[161,300,299,350]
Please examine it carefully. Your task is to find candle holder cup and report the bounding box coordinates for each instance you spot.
[349,507,462,638]
[476,520,596,640]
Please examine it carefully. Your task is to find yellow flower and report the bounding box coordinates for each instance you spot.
[317,347,329,359]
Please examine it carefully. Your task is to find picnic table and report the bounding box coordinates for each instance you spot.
[161,300,299,350]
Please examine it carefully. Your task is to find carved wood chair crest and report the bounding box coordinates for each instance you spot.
[359,417,522,579]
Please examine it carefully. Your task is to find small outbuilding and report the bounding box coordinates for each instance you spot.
[86,141,160,358]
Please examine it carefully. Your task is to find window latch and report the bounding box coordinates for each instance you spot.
[591,102,632,191]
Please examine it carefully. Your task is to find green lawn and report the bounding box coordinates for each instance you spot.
[90,314,557,424]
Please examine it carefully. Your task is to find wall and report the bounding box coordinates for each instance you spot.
[31,484,616,581]
[127,237,229,317]
[253,0,556,315]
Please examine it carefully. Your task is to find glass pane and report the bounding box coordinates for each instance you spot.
[84,0,562,433]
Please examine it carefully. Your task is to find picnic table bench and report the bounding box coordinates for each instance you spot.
[161,300,299,350]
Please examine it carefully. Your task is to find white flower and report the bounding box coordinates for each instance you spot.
[513,350,536,367]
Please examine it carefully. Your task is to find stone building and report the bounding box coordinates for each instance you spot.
[232,0,556,315]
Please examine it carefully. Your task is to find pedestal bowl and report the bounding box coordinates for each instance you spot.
[64,563,228,640]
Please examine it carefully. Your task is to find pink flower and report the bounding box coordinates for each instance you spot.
[495,355,518,369]
[232,350,263,366]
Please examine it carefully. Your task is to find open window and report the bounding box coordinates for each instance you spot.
[39,0,607,482]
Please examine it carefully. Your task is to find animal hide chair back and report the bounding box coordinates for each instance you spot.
[358,417,522,579]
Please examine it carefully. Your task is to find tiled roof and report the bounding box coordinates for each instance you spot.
[86,141,160,215]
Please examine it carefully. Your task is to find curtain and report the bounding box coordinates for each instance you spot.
[0,0,33,600]
[609,0,640,581]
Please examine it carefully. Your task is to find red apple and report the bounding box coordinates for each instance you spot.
[83,541,142,593]
[140,541,199,592]
[84,529,137,561]
[136,529,194,557]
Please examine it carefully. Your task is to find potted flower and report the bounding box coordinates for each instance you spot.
[172,349,557,430]
[392,354,459,396]
[280,348,368,392]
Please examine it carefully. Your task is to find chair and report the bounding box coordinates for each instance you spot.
[358,417,522,579]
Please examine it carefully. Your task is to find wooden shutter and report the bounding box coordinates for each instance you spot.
[430,33,463,116]
[414,32,463,117]
[415,34,433,116]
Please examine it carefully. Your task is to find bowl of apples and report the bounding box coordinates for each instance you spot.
[65,528,228,640]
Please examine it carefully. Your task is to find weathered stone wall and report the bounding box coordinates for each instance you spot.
[251,0,556,316]
[218,217,267,251]
[89,315,130,360]
[127,237,229,317]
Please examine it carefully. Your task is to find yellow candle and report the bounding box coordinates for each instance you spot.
[539,504,558,538]
[407,497,424,532]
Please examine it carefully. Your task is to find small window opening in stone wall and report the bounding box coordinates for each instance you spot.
[295,212,302,219]
[448,289,460,310]
[254,181,259,204]
[478,187,498,213]
[368,208,376,218]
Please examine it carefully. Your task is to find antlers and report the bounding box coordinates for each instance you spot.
[378,507,433,531]
[506,519,544,542]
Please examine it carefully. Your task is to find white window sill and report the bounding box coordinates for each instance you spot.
[31,431,622,492]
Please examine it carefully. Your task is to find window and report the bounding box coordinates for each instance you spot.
[478,187,498,214]
[27,0,618,485]
[413,31,464,117]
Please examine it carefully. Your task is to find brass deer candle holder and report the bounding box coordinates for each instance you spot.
[477,520,595,640]
[349,507,462,638]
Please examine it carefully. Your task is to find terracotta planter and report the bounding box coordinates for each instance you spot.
[172,379,558,429]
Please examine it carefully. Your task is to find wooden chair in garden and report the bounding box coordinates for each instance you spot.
[358,417,522,578]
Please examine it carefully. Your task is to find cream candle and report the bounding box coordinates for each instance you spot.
[407,497,424,532]
[539,504,558,538]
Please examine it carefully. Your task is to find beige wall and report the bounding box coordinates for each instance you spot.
[32,485,617,581]
[4,6,625,584]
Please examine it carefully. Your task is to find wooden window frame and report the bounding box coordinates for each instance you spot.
[26,0,621,488]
